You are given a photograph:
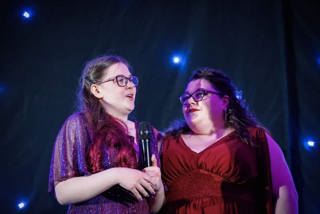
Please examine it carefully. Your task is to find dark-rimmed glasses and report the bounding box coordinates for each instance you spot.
[179,88,222,104]
[96,75,139,87]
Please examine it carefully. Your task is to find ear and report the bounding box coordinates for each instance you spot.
[222,95,230,109]
[90,84,103,99]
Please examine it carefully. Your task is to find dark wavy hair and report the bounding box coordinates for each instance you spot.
[166,67,258,144]
[77,55,138,173]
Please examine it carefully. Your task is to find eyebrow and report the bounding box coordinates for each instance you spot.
[184,88,206,94]
[116,74,132,77]
[104,74,132,79]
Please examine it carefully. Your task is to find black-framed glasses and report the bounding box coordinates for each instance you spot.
[97,75,139,87]
[179,88,222,104]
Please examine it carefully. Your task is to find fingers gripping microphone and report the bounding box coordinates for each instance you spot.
[138,122,153,168]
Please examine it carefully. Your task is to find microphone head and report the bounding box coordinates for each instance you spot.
[139,122,153,140]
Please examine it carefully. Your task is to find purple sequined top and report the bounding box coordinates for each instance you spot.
[48,112,160,214]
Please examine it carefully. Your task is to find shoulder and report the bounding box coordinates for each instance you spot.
[58,112,88,136]
[247,126,285,160]
[61,112,88,129]
[163,133,179,142]
[64,112,86,125]
[55,112,91,147]
[247,126,268,135]
[247,126,272,142]
[249,127,282,151]
[162,134,180,149]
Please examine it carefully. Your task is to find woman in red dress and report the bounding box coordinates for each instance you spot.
[161,67,298,214]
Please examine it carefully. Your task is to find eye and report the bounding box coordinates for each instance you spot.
[117,76,127,85]
[193,90,205,101]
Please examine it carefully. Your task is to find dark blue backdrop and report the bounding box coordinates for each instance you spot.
[0,0,319,213]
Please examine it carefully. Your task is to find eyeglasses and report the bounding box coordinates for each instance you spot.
[179,88,222,104]
[96,75,139,87]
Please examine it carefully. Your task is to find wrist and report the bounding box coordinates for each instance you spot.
[155,181,164,193]
[105,167,122,186]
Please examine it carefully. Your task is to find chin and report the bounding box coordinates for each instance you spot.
[126,104,135,112]
[185,113,200,121]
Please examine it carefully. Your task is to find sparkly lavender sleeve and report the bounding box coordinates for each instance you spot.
[48,113,90,195]
[152,128,163,166]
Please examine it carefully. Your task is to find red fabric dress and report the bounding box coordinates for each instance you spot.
[161,128,274,214]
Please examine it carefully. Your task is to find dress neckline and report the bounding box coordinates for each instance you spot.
[179,130,236,155]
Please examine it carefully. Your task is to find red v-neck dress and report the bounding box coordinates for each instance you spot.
[161,128,272,214]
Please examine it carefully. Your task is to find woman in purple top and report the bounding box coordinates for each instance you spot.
[48,55,165,213]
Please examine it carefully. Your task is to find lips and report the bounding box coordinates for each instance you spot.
[186,108,199,113]
[125,93,135,100]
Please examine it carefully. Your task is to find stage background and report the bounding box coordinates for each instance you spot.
[0,0,319,213]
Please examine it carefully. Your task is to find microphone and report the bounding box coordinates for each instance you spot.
[138,122,153,168]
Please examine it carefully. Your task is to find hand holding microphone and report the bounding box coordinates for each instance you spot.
[143,155,162,192]
[138,122,164,193]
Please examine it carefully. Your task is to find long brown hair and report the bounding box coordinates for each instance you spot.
[77,55,138,173]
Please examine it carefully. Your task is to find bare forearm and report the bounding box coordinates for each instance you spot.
[275,186,298,214]
[55,168,119,205]
[266,134,298,214]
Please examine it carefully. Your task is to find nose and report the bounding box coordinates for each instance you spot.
[183,96,196,107]
[126,80,136,88]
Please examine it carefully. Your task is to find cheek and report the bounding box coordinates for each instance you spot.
[182,106,187,114]
[182,109,187,120]
[111,88,125,97]
[182,106,191,118]
[102,94,116,103]
[200,101,221,118]
[207,100,225,116]
[183,113,192,125]
[102,89,122,102]
[199,101,211,113]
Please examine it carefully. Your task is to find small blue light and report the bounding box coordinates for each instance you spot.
[23,11,30,18]
[17,201,26,209]
[170,53,187,69]
[307,140,315,147]
[21,8,34,20]
[172,56,181,64]
[303,138,317,151]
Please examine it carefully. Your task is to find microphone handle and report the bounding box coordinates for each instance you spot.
[142,139,151,167]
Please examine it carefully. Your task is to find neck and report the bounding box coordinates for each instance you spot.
[104,108,130,123]
[100,100,132,123]
[190,119,226,135]
[112,112,129,122]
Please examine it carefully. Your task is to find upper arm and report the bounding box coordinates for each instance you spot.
[48,113,88,195]
[265,133,298,201]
